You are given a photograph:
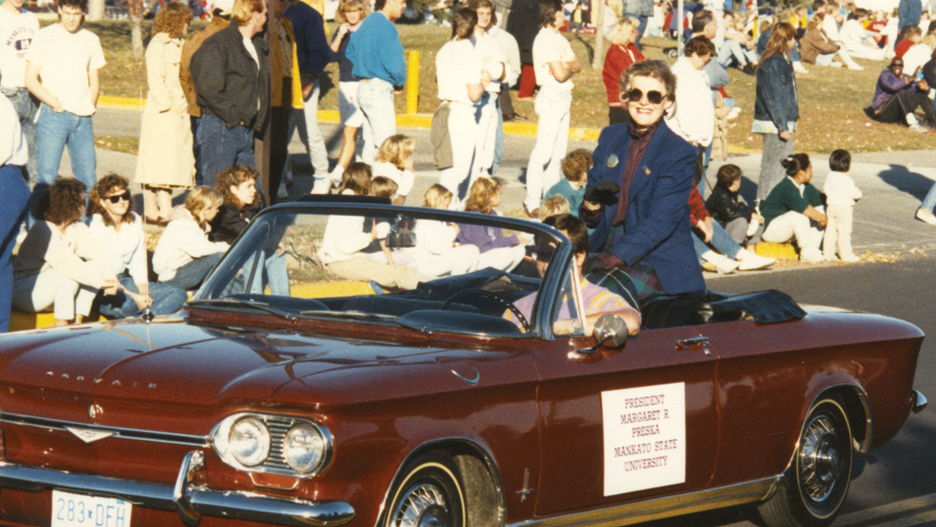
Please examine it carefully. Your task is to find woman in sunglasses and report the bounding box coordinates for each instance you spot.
[580,59,705,305]
[12,178,120,326]
[87,174,187,319]
[871,56,934,132]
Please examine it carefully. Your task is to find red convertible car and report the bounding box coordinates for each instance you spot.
[0,202,925,527]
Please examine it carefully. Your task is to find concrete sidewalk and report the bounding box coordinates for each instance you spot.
[80,107,936,260]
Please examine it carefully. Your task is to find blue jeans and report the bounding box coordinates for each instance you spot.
[96,273,188,319]
[357,78,397,164]
[162,252,225,291]
[493,99,504,175]
[35,104,96,190]
[3,88,39,186]
[196,113,256,190]
[242,250,290,295]
[921,180,936,212]
[693,222,743,261]
[0,165,30,333]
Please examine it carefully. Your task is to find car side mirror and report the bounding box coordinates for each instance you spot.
[573,315,629,356]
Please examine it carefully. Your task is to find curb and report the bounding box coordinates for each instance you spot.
[97,95,752,152]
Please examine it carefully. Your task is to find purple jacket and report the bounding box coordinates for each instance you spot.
[457,212,519,253]
[872,69,919,112]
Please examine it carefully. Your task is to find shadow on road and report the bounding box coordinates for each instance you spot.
[877,164,934,202]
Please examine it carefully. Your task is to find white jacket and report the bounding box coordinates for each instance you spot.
[824,171,863,207]
[152,209,228,281]
[666,56,714,147]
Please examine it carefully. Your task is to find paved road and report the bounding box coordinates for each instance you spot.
[90,108,936,526]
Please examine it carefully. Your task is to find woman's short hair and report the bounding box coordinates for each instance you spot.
[338,162,372,195]
[216,164,259,207]
[335,0,370,24]
[465,176,502,214]
[807,12,824,30]
[231,0,264,25]
[422,183,453,209]
[375,134,415,169]
[369,176,399,199]
[620,60,677,105]
[87,173,135,226]
[829,149,851,172]
[539,0,562,28]
[452,7,478,39]
[561,148,592,183]
[684,35,716,58]
[781,153,811,176]
[715,164,742,187]
[539,194,570,218]
[36,177,86,225]
[608,17,639,46]
[185,186,224,228]
[153,2,192,38]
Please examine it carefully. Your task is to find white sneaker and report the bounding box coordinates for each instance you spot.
[702,251,739,274]
[310,178,331,195]
[910,123,929,133]
[727,107,742,120]
[830,62,844,68]
[847,63,865,71]
[841,254,860,263]
[328,168,345,187]
[736,249,776,271]
[801,249,826,263]
[916,207,936,225]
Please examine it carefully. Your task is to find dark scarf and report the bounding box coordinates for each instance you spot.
[612,120,660,226]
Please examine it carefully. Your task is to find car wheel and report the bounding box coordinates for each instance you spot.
[385,453,467,527]
[758,396,853,527]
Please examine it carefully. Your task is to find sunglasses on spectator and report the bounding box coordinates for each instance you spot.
[624,88,666,105]
[105,191,131,204]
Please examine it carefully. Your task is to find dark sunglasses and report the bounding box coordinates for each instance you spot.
[105,191,131,204]
[891,63,904,68]
[624,88,665,105]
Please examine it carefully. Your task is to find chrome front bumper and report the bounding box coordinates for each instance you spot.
[0,451,355,527]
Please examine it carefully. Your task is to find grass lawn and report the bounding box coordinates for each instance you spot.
[87,19,929,154]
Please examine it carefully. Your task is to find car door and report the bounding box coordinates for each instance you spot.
[532,295,720,515]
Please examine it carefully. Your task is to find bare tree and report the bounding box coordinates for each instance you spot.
[129,0,162,58]
[592,0,605,68]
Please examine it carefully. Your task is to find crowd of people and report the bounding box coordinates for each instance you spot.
[1,0,933,333]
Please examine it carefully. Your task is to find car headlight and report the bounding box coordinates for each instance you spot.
[229,416,270,467]
[283,423,326,473]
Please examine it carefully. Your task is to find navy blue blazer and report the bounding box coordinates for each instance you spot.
[583,120,705,296]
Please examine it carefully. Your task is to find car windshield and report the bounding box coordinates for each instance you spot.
[192,202,586,338]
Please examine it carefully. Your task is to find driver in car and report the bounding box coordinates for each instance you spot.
[506,214,641,336]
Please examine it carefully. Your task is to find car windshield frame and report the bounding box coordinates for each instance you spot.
[190,202,583,339]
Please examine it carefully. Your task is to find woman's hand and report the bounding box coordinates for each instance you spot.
[276,243,285,257]
[752,211,764,224]
[698,217,714,243]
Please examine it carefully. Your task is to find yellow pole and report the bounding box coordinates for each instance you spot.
[407,50,419,115]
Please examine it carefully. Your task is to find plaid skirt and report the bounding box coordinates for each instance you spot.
[586,259,665,310]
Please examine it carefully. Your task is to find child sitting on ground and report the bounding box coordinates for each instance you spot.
[372,134,416,205]
[823,149,862,262]
[539,194,570,220]
[545,148,591,217]
[705,164,765,252]
[457,177,531,272]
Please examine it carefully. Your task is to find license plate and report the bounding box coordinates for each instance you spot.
[51,490,132,527]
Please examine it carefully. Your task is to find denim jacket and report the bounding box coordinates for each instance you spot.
[754,54,799,133]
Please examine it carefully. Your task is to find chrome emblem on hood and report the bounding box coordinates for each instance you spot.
[66,426,113,444]
[88,404,103,419]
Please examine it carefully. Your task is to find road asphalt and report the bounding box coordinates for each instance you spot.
[84,107,936,261]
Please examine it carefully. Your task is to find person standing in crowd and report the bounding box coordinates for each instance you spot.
[0,0,39,186]
[666,36,715,174]
[603,17,645,125]
[478,1,521,173]
[345,0,407,164]
[137,3,195,226]
[87,175,187,318]
[471,0,509,178]
[190,0,270,189]
[507,0,540,100]
[13,178,119,326]
[24,0,105,206]
[753,23,800,205]
[898,0,922,43]
[580,60,705,304]
[436,8,489,205]
[327,0,369,184]
[623,0,653,50]
[269,0,302,202]
[286,0,333,194]
[524,0,581,218]
[0,96,30,333]
[180,0,234,186]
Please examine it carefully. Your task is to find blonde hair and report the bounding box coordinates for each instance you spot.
[921,33,936,49]
[608,17,639,45]
[539,195,570,218]
[464,177,502,214]
[375,134,415,170]
[336,0,370,24]
[231,0,264,25]
[369,176,399,199]
[422,184,453,209]
[185,186,224,229]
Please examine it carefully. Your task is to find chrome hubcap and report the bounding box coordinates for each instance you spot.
[391,483,449,527]
[799,415,841,503]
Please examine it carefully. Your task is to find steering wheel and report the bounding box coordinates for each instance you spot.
[441,288,531,333]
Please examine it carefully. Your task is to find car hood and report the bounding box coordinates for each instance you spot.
[0,318,458,410]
